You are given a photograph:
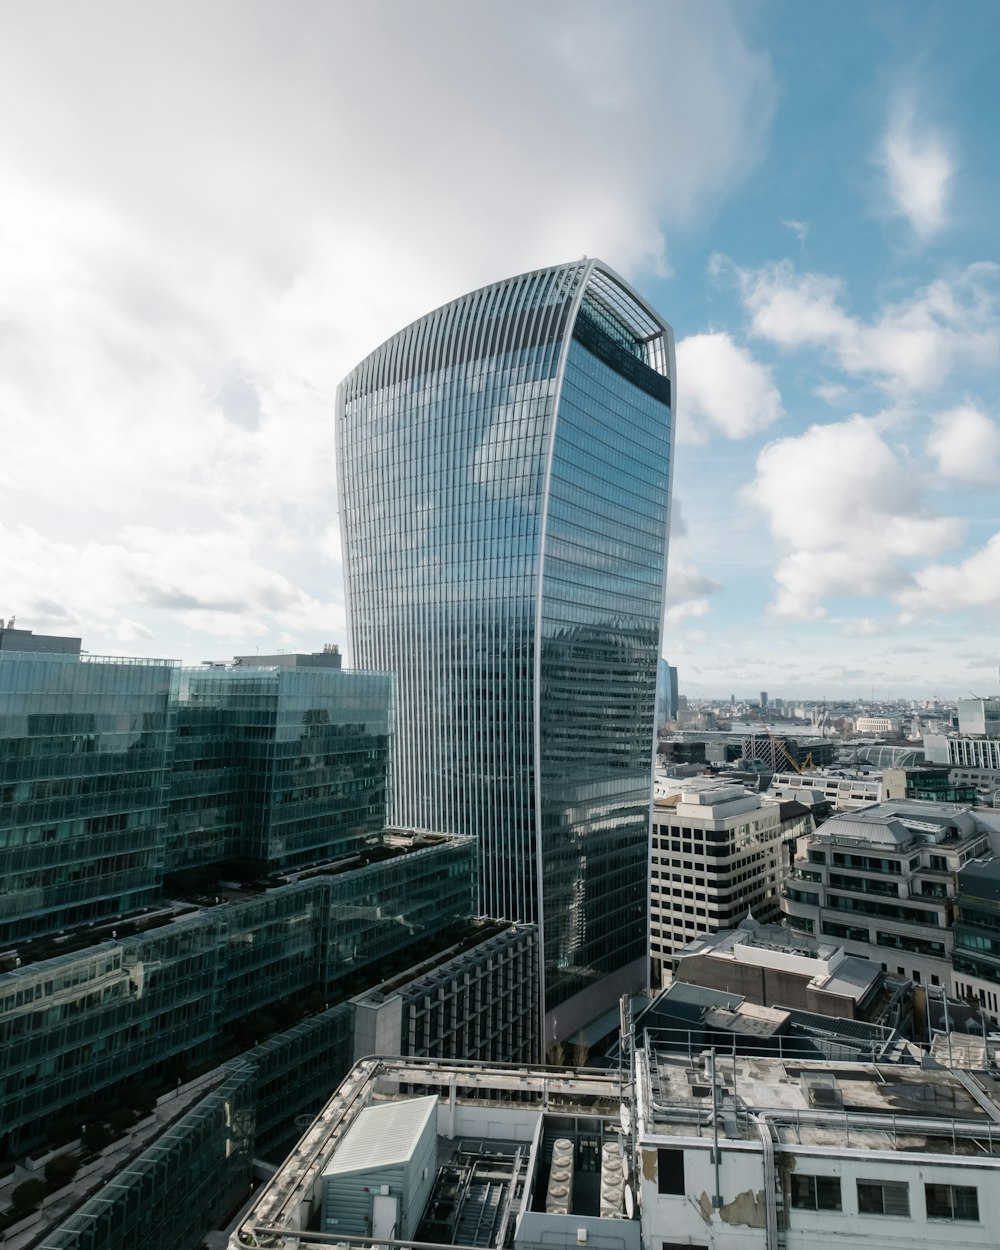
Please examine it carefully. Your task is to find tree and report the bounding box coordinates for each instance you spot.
[10,1178,46,1212]
[44,1152,81,1191]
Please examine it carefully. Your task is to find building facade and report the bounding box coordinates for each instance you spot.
[650,780,809,984]
[0,834,475,1153]
[782,801,997,990]
[0,651,177,946]
[337,260,676,1039]
[167,664,392,873]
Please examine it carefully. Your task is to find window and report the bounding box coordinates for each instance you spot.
[790,1174,841,1211]
[857,1180,910,1216]
[925,1184,978,1221]
[657,1148,684,1195]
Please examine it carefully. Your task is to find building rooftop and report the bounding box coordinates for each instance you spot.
[231,1048,1000,1250]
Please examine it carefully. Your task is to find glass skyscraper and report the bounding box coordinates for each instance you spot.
[337,260,675,1039]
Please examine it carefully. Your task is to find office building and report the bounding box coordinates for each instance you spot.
[952,856,1000,1024]
[957,697,1000,738]
[337,260,675,1039]
[768,770,882,810]
[0,832,476,1154]
[650,779,809,983]
[782,800,999,989]
[925,732,1000,771]
[0,649,177,946]
[167,663,392,872]
[0,622,81,655]
[232,1047,1000,1250]
[882,765,977,805]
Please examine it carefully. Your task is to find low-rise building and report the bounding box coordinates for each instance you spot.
[671,916,889,1020]
[230,1046,1000,1250]
[768,770,882,810]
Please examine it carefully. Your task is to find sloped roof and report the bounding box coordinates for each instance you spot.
[322,1095,437,1177]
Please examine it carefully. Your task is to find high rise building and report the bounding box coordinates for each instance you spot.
[337,260,675,1039]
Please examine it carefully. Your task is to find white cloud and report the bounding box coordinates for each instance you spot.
[0,2,775,663]
[675,332,783,443]
[663,559,721,628]
[898,531,1000,619]
[744,415,963,619]
[727,257,1000,395]
[879,93,955,240]
[814,382,848,404]
[926,403,1000,485]
[782,219,809,244]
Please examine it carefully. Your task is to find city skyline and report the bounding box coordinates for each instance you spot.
[1,3,999,698]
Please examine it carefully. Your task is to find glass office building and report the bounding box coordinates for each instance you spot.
[0,652,177,946]
[167,666,393,873]
[337,260,675,1038]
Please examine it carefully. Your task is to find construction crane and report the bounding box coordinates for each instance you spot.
[742,709,809,774]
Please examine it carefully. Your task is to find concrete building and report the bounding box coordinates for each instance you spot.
[855,715,900,735]
[231,1047,1000,1250]
[0,623,81,654]
[351,921,539,1065]
[337,260,676,1041]
[883,765,978,805]
[957,697,1000,738]
[231,643,342,669]
[650,779,810,983]
[952,856,1000,1025]
[671,918,889,1021]
[925,732,1000,771]
[782,801,997,990]
[768,770,882,810]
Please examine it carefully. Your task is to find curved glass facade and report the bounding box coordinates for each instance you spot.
[337,260,674,1031]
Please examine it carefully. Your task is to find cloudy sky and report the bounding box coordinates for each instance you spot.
[1,1,998,699]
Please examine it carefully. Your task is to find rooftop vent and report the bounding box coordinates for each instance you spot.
[800,1072,844,1109]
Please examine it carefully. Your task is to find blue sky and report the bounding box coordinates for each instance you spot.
[0,2,997,699]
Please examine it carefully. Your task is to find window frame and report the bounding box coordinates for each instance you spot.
[857,1178,910,1217]
[790,1173,842,1212]
[925,1183,979,1222]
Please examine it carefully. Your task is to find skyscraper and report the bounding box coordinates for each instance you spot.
[337,260,675,1040]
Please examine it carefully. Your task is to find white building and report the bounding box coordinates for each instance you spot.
[855,715,900,734]
[957,697,1000,738]
[232,1047,1000,1250]
[925,732,1000,771]
[650,779,810,984]
[768,770,883,810]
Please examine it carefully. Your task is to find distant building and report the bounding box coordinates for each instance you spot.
[854,715,900,735]
[925,731,1000,771]
[232,643,342,669]
[769,770,882,810]
[883,765,978,806]
[0,622,81,654]
[957,697,1000,738]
